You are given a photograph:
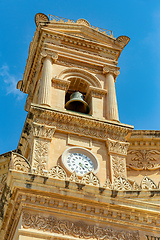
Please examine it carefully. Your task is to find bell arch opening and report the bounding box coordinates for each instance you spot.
[58,68,102,115]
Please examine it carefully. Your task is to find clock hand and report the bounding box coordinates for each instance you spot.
[79,162,85,170]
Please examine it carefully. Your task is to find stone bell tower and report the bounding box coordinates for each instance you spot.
[16,13,133,185]
[3,13,154,240]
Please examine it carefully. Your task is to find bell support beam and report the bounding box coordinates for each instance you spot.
[103,66,120,122]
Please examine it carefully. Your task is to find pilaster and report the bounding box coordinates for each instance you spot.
[106,138,129,183]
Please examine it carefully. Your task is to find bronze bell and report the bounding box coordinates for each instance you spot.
[65,91,89,114]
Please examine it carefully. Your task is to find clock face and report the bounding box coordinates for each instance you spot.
[66,153,94,175]
[61,147,99,177]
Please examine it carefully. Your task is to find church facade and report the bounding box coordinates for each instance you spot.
[0,13,160,240]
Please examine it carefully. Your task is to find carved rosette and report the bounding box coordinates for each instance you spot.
[106,138,129,183]
[22,211,139,239]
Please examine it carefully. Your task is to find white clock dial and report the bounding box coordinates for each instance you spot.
[61,147,99,177]
[66,153,93,175]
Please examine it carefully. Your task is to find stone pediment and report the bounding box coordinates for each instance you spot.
[36,13,130,49]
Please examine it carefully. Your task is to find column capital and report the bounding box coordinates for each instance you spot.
[106,138,130,156]
[40,51,58,64]
[103,66,120,80]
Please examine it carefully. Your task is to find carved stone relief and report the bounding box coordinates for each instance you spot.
[103,178,112,189]
[113,177,132,191]
[9,152,31,173]
[32,122,56,140]
[141,176,158,190]
[111,155,127,181]
[0,173,7,196]
[127,150,160,171]
[32,139,49,174]
[22,211,139,240]
[107,138,129,156]
[81,172,100,186]
[48,165,67,180]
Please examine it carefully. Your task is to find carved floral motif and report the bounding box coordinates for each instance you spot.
[0,173,7,196]
[113,177,132,191]
[32,123,56,140]
[69,171,79,182]
[107,138,129,155]
[32,139,49,174]
[81,172,100,186]
[111,155,127,180]
[22,212,139,240]
[127,150,160,171]
[48,165,67,180]
[141,176,158,190]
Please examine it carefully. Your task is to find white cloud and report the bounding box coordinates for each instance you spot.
[0,65,24,100]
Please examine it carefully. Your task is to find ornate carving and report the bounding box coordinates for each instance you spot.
[32,139,49,174]
[10,152,31,173]
[48,165,67,180]
[116,36,130,48]
[35,13,49,26]
[107,138,130,156]
[40,51,58,64]
[31,106,133,142]
[103,178,112,189]
[69,171,79,182]
[127,150,160,171]
[76,18,90,27]
[81,172,100,186]
[111,155,127,180]
[52,78,70,91]
[113,177,132,191]
[22,212,139,240]
[32,122,56,140]
[128,179,141,191]
[141,176,158,190]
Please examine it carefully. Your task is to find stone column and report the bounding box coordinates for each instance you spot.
[103,66,120,122]
[38,53,58,107]
[106,138,129,183]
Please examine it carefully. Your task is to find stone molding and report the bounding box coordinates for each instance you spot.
[127,150,160,171]
[22,211,139,240]
[107,138,130,156]
[86,86,107,101]
[32,122,56,140]
[30,105,133,142]
[52,78,70,91]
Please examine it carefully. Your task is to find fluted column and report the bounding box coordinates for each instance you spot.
[103,66,119,122]
[38,53,58,107]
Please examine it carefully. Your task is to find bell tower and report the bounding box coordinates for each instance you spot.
[16,13,133,185]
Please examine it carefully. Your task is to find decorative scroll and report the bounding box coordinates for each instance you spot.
[48,165,67,180]
[81,172,100,186]
[22,212,139,240]
[10,152,31,173]
[127,150,160,171]
[113,177,132,191]
[141,176,158,190]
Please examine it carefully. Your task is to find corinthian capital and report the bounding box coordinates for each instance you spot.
[103,66,120,80]
[106,138,130,156]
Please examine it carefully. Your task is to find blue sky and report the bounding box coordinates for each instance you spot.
[0,0,160,154]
